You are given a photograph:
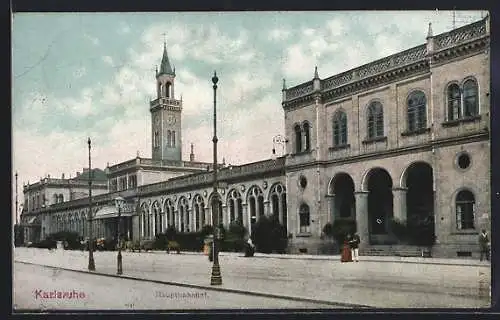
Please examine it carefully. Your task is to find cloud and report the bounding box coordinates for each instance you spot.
[73,66,86,79]
[84,33,100,46]
[102,55,114,65]
[268,28,291,41]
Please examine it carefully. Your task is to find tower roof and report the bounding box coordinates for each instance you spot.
[159,42,175,76]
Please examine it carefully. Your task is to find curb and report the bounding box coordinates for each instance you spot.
[15,261,372,309]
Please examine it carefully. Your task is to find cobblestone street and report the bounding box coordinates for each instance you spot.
[14,248,491,309]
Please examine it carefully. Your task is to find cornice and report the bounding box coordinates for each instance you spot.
[285,131,489,173]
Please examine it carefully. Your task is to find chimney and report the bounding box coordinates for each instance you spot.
[76,172,81,177]
[83,168,89,173]
[61,173,65,179]
[190,143,195,162]
[47,174,50,178]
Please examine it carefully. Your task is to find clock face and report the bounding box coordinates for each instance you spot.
[167,115,176,125]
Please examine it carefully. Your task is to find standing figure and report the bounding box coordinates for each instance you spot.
[341,233,353,262]
[479,229,490,262]
[349,233,361,262]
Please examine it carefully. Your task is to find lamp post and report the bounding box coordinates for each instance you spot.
[210,71,222,286]
[115,196,125,275]
[87,138,96,271]
[15,171,18,225]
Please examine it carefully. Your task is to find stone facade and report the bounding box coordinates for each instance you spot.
[282,16,490,257]
[19,17,490,258]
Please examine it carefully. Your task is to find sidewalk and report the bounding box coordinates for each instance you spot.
[150,250,490,267]
[14,248,490,308]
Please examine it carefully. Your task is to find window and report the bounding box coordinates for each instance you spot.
[154,131,160,148]
[456,190,475,230]
[167,130,171,147]
[299,203,310,233]
[367,101,384,138]
[303,122,310,151]
[457,153,471,170]
[463,79,478,117]
[333,111,348,146]
[294,124,302,153]
[172,131,176,147]
[407,91,427,132]
[447,83,461,121]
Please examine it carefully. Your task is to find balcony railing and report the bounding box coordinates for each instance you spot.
[138,157,286,195]
[149,97,182,107]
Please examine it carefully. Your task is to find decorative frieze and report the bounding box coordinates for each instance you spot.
[285,82,314,101]
[434,19,487,51]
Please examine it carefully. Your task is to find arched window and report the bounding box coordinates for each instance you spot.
[299,203,310,233]
[167,131,171,147]
[53,194,58,204]
[463,79,478,117]
[407,91,427,132]
[154,131,160,148]
[303,122,310,151]
[294,124,302,153]
[333,111,347,146]
[367,101,384,138]
[166,82,171,98]
[447,83,461,121]
[456,190,475,230]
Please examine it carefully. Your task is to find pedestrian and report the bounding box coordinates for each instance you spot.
[479,229,490,262]
[349,232,361,262]
[341,233,353,262]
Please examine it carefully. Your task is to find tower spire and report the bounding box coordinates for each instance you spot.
[314,66,319,79]
[158,38,175,76]
[427,22,433,38]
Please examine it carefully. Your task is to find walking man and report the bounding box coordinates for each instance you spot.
[349,233,361,262]
[479,229,490,262]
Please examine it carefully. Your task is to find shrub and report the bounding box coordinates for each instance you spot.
[330,219,357,248]
[46,231,81,250]
[252,215,288,254]
[165,225,177,241]
[154,233,168,250]
[389,218,409,243]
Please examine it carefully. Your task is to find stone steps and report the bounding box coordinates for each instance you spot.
[361,246,424,257]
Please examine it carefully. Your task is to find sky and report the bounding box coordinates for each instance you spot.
[11,10,486,221]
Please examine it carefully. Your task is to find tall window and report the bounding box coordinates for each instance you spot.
[367,101,384,138]
[167,130,171,147]
[172,131,176,147]
[407,91,427,132]
[456,190,475,230]
[463,79,479,117]
[303,122,310,151]
[294,124,302,153]
[299,203,310,233]
[154,131,160,148]
[447,83,461,121]
[333,111,348,146]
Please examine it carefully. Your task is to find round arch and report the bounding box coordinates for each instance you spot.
[399,161,434,189]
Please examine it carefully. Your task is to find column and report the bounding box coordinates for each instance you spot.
[264,200,270,216]
[152,212,156,237]
[243,203,251,235]
[354,191,369,250]
[278,197,283,224]
[205,206,210,228]
[326,194,335,224]
[221,205,227,227]
[392,187,408,222]
[141,212,145,238]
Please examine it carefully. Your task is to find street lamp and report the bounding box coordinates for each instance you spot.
[87,138,96,271]
[15,171,19,225]
[210,71,222,286]
[272,134,288,160]
[115,196,125,275]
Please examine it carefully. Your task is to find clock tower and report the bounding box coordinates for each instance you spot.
[150,42,182,162]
